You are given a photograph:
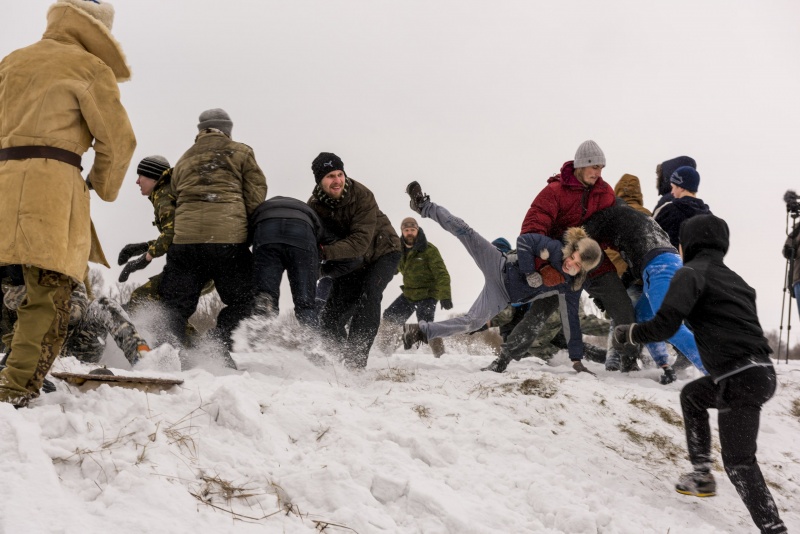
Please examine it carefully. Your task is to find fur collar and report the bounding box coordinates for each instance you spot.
[44,2,131,82]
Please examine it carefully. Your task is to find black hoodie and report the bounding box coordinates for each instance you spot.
[631,214,773,381]
[654,155,696,212]
[654,196,712,248]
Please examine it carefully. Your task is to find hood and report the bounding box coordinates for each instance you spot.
[680,214,729,262]
[561,227,602,290]
[658,156,696,196]
[43,2,131,82]
[615,174,645,207]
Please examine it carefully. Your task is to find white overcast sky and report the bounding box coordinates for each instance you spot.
[3,0,800,338]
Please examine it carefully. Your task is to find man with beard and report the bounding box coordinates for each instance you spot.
[378,217,452,357]
[308,153,401,369]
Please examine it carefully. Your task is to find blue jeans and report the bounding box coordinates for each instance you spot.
[626,283,670,366]
[637,253,707,373]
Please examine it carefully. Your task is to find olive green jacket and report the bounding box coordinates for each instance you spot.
[172,131,267,244]
[398,228,451,302]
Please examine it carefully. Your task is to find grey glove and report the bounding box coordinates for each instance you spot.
[526,272,543,288]
[613,324,636,345]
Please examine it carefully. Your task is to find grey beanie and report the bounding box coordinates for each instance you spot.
[198,108,233,137]
[574,140,606,169]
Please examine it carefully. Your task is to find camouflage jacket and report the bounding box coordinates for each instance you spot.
[147,169,176,258]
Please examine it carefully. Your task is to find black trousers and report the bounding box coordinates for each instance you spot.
[583,271,639,368]
[383,295,436,325]
[681,366,785,533]
[159,243,254,349]
[501,295,559,362]
[320,251,400,368]
[253,243,318,327]
[500,271,638,365]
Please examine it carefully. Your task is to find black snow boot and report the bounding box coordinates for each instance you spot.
[41,378,57,394]
[402,323,428,350]
[481,356,510,373]
[405,181,430,214]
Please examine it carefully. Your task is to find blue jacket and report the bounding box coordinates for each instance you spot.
[503,233,584,360]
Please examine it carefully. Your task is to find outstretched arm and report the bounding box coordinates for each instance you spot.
[621,267,703,344]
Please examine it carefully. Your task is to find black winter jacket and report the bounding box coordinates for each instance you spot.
[654,196,712,249]
[631,214,773,381]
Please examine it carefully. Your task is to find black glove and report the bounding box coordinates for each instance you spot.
[620,270,635,289]
[118,242,150,265]
[468,323,489,335]
[440,299,453,310]
[592,297,605,312]
[572,360,596,376]
[613,324,635,345]
[660,365,677,385]
[118,254,150,282]
[783,244,794,260]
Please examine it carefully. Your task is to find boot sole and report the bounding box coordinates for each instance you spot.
[676,488,716,498]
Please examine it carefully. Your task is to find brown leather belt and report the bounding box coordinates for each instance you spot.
[0,146,82,170]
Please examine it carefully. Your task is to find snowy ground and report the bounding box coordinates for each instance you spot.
[2,323,799,534]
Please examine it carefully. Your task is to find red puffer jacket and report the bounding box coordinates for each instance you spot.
[520,161,616,277]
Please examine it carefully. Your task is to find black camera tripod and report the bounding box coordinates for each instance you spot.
[779,209,800,363]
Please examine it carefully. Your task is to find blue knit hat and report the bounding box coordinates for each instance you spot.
[670,166,700,193]
[492,237,512,253]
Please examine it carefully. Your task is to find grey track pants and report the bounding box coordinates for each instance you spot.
[417,201,510,340]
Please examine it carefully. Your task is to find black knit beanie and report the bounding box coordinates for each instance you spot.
[312,152,345,183]
[137,155,170,180]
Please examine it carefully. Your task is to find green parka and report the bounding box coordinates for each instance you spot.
[398,228,451,302]
[172,131,267,244]
[309,178,401,264]
[0,2,136,280]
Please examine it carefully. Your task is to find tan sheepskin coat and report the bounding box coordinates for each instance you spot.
[0,2,136,280]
